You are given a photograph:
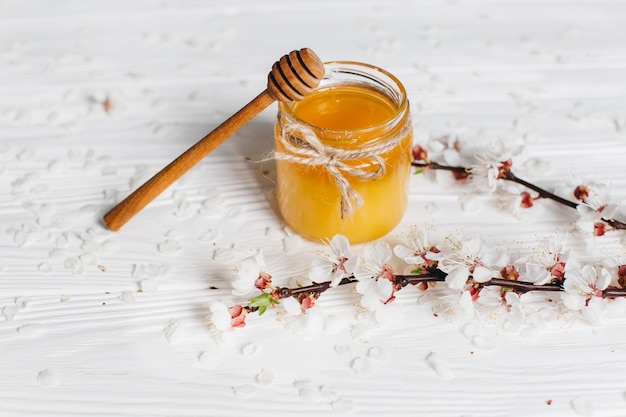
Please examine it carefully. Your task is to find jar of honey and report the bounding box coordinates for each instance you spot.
[274,61,412,243]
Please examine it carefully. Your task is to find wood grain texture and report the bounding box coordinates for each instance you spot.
[103,47,324,231]
[102,90,276,231]
[1,1,626,417]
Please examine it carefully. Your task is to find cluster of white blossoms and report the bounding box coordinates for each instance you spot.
[207,229,626,338]
[415,135,625,234]
[207,137,626,340]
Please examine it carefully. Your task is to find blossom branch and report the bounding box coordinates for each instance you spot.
[601,288,626,298]
[274,276,358,298]
[480,277,562,293]
[283,270,565,298]
[211,143,626,331]
[397,271,563,294]
[499,170,577,210]
[215,247,626,330]
[412,161,469,176]
[242,268,624,319]
[411,160,626,230]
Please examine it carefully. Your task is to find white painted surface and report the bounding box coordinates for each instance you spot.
[1,1,626,416]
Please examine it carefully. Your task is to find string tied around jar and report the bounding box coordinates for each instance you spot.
[273,121,408,218]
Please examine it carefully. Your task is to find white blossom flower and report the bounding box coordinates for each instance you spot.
[393,225,441,269]
[524,236,570,285]
[469,140,521,193]
[356,278,395,312]
[354,241,395,282]
[476,287,525,332]
[601,245,626,287]
[231,250,268,297]
[575,182,618,214]
[576,205,618,229]
[207,302,233,331]
[428,236,507,290]
[281,296,303,316]
[494,185,546,221]
[309,234,358,287]
[354,241,397,310]
[432,288,476,324]
[516,291,563,329]
[423,134,463,163]
[283,305,326,337]
[573,182,620,236]
[562,264,610,323]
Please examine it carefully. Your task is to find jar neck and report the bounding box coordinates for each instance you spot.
[277,61,409,148]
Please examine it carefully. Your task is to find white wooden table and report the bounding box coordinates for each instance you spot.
[2,1,626,416]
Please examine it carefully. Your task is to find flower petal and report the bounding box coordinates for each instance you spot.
[445,267,471,289]
[364,241,392,265]
[329,234,351,257]
[472,265,495,283]
[208,302,232,330]
[595,267,612,290]
[525,263,552,285]
[562,293,585,311]
[282,297,302,316]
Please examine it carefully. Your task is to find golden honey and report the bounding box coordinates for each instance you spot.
[274,62,412,243]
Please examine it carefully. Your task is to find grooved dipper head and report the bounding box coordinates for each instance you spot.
[267,48,325,103]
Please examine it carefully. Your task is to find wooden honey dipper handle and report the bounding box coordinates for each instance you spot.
[103,48,325,231]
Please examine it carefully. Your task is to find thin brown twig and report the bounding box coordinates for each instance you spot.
[412,161,468,175]
[266,268,626,309]
[501,170,578,209]
[411,161,626,230]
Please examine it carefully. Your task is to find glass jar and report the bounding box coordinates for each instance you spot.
[274,61,412,243]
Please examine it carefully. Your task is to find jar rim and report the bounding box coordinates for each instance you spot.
[278,61,409,136]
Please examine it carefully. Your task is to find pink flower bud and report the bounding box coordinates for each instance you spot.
[465,283,481,302]
[453,171,470,181]
[500,265,519,281]
[520,191,534,208]
[549,261,566,281]
[412,145,428,162]
[228,305,247,328]
[593,222,606,237]
[573,185,589,202]
[380,264,396,282]
[299,295,315,311]
[254,272,272,291]
[497,159,513,179]
[618,265,626,287]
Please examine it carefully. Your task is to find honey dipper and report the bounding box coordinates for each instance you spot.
[103,48,325,231]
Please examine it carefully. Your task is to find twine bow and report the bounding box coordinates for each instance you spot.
[274,124,405,218]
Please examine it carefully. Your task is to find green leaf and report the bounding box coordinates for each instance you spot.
[413,168,423,175]
[258,305,267,316]
[248,293,279,310]
[248,293,270,307]
[411,266,423,275]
